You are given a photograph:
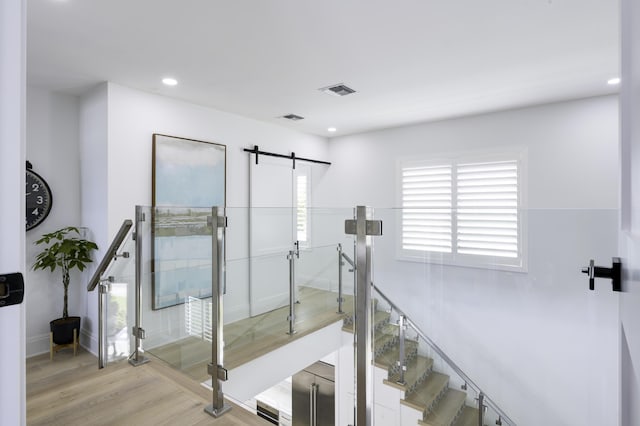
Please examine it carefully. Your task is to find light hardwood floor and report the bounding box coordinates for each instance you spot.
[27,349,269,426]
[26,287,351,425]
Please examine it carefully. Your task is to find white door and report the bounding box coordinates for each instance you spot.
[619,0,640,424]
[249,155,295,316]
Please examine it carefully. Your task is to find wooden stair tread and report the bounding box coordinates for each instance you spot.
[374,332,396,356]
[401,372,449,412]
[378,322,398,335]
[374,339,418,369]
[452,406,480,426]
[373,310,391,328]
[420,389,467,426]
[384,355,433,390]
[342,309,390,333]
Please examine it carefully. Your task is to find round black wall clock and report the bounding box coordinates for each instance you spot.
[26,161,53,231]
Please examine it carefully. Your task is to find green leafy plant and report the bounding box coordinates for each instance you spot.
[32,227,98,319]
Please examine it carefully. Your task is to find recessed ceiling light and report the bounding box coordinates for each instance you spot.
[328,127,337,132]
[162,77,178,86]
[607,77,621,85]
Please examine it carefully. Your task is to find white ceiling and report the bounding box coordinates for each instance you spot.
[27,0,619,137]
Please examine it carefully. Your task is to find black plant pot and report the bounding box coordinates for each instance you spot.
[50,316,81,345]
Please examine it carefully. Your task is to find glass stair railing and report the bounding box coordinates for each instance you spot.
[341,282,514,426]
[86,219,136,369]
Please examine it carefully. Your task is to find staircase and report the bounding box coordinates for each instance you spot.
[343,307,479,426]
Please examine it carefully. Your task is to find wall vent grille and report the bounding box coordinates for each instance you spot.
[319,83,357,97]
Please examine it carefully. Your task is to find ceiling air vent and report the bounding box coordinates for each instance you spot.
[282,114,305,121]
[319,83,356,97]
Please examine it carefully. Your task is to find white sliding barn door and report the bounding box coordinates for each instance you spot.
[249,155,295,316]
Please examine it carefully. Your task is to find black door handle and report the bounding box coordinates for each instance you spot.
[581,258,621,292]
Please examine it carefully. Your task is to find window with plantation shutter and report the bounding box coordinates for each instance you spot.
[456,161,519,259]
[296,174,308,242]
[401,164,452,253]
[400,155,525,271]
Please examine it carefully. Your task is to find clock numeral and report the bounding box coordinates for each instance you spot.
[26,169,52,231]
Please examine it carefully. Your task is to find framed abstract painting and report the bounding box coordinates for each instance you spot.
[151,134,226,310]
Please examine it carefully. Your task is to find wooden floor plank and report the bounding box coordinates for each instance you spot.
[27,349,269,426]
[27,287,351,425]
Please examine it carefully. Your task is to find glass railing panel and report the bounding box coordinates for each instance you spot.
[135,206,214,381]
[365,206,620,426]
[223,250,292,370]
[128,205,357,421]
[219,207,356,423]
[296,243,353,320]
[87,222,136,368]
[101,232,136,363]
[105,281,131,363]
[483,401,507,426]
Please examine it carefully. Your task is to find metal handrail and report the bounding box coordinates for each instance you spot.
[86,219,133,291]
[342,251,356,269]
[372,283,516,426]
[337,244,356,314]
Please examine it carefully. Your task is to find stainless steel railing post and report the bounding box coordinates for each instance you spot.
[98,281,106,369]
[397,314,407,385]
[205,207,231,418]
[98,277,113,369]
[337,244,344,314]
[478,392,485,426]
[287,248,297,335]
[129,206,149,367]
[345,206,382,426]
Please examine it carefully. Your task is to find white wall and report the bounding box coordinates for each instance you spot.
[103,83,330,349]
[318,95,620,426]
[25,86,83,356]
[78,83,109,353]
[26,81,331,355]
[24,78,621,424]
[0,0,27,424]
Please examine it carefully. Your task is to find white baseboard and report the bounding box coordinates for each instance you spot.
[26,333,50,358]
[80,328,98,356]
[26,329,98,358]
[250,292,289,317]
[224,303,250,325]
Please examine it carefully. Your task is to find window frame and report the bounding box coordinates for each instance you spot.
[396,149,528,272]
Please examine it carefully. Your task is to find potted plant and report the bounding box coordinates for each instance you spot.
[32,226,98,358]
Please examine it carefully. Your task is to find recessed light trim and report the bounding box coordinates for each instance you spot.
[319,83,356,97]
[162,77,178,86]
[327,127,337,132]
[607,77,621,85]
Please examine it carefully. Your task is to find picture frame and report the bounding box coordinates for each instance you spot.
[151,134,226,310]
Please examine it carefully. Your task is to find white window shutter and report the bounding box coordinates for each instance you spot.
[401,164,452,253]
[456,161,519,258]
[296,175,308,242]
